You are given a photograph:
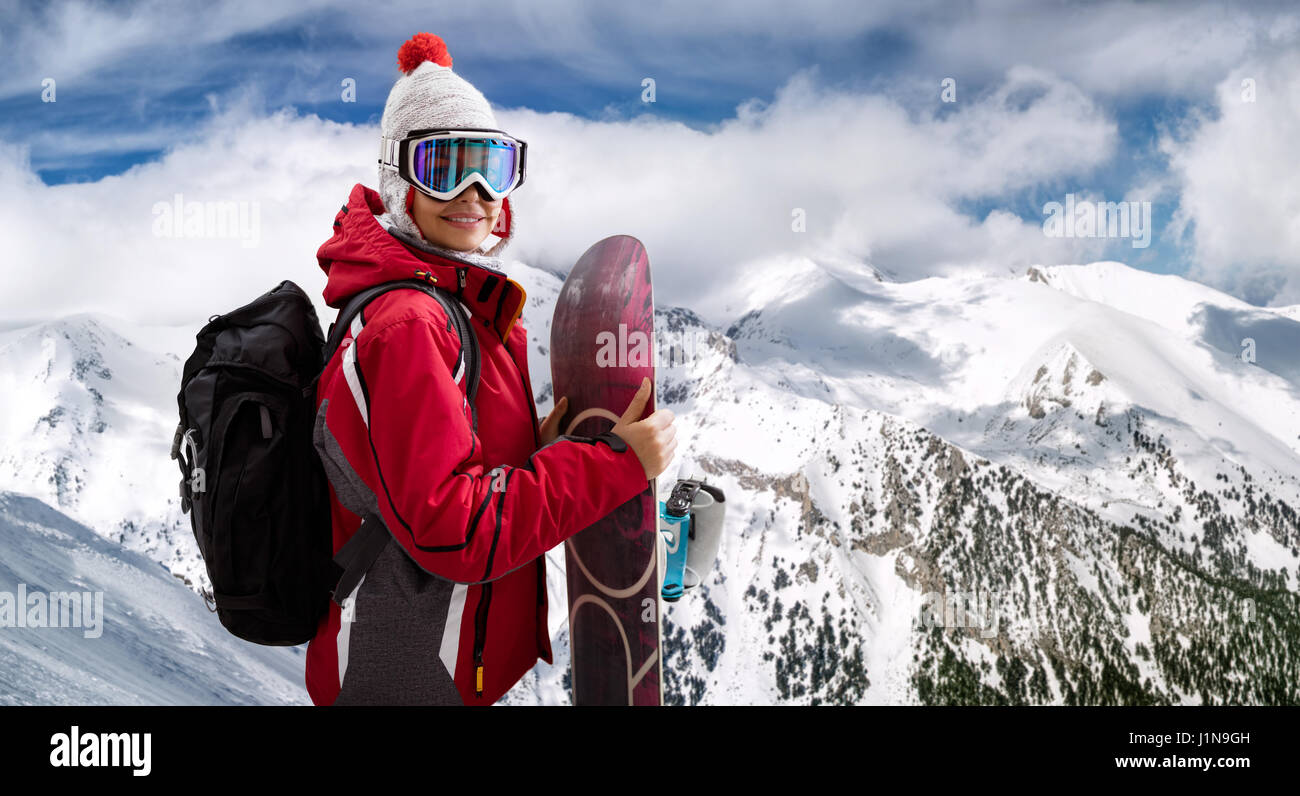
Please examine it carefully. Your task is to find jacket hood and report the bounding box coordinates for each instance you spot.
[317,183,527,342]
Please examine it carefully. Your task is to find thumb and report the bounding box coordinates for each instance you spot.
[618,377,652,425]
[543,396,567,425]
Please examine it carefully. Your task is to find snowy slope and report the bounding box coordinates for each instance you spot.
[0,492,307,705]
[1029,263,1300,388]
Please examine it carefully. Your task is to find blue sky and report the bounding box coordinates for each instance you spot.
[4,5,916,180]
[2,0,1299,322]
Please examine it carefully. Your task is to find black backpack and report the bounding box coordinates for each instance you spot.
[171,278,480,645]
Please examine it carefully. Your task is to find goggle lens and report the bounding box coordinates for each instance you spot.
[411,137,520,196]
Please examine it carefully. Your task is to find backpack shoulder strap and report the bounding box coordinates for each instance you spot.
[320,281,484,605]
[321,280,481,420]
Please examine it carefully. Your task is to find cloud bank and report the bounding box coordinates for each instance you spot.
[0,64,1126,328]
[1162,49,1300,306]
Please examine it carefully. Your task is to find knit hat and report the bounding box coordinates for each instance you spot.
[377,33,517,258]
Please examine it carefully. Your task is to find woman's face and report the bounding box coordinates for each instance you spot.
[409,185,502,252]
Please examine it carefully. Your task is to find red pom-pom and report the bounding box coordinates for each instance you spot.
[397,33,453,74]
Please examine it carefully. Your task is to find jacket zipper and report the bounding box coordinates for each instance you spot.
[459,271,526,696]
[473,582,492,698]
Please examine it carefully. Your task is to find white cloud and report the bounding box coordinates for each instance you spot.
[0,0,338,97]
[913,0,1294,100]
[501,66,1116,320]
[1162,50,1300,305]
[0,66,1117,328]
[0,98,372,327]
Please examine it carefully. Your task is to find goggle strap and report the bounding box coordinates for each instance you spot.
[379,137,401,171]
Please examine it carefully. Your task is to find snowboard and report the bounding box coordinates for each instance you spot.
[550,235,662,706]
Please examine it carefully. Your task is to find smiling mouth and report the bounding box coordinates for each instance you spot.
[442,215,484,224]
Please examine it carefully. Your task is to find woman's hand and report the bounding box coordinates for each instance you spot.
[539,396,568,446]
[610,378,676,481]
[539,383,675,482]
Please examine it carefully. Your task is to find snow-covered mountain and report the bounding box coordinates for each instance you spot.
[0,491,306,705]
[2,257,1297,704]
[0,314,203,589]
[518,258,1300,704]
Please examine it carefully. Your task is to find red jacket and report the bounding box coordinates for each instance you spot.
[305,183,649,704]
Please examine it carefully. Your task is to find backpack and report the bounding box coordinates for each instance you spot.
[171,278,480,645]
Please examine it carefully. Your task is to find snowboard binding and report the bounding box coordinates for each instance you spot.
[658,478,726,602]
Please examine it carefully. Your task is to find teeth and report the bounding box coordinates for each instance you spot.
[445,217,481,223]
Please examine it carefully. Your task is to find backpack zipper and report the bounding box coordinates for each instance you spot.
[473,582,493,698]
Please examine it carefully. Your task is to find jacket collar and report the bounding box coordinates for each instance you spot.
[317,183,527,342]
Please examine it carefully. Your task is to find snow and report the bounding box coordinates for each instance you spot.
[732,258,1300,573]
[0,492,307,705]
[856,547,924,705]
[1243,528,1294,574]
[0,312,204,588]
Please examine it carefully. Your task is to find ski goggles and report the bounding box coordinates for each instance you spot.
[379,128,527,201]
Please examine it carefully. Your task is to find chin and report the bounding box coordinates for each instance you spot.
[429,232,477,251]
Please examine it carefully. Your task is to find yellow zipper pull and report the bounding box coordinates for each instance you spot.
[475,664,484,697]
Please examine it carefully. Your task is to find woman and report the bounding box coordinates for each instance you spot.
[306,33,677,705]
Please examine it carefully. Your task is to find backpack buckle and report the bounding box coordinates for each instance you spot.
[169,423,184,460]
